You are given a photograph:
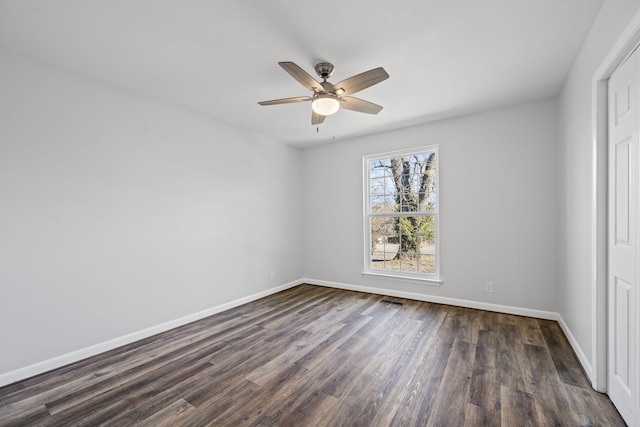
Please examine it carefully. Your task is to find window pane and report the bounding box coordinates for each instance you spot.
[417,221,436,274]
[370,177,386,197]
[370,219,396,271]
[370,159,391,179]
[418,191,437,212]
[370,175,398,214]
[370,195,384,211]
[369,215,436,275]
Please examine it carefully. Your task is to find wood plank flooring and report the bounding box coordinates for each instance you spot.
[0,284,626,426]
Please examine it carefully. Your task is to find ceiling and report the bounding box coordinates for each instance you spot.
[0,0,603,148]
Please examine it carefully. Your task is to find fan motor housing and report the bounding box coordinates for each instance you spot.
[314,62,334,79]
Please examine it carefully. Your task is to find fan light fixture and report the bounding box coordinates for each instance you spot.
[311,94,340,116]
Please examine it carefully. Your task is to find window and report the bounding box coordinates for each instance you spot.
[363,146,440,282]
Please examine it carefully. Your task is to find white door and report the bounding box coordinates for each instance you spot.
[609,47,639,426]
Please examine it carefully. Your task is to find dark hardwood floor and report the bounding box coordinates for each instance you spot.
[0,284,625,426]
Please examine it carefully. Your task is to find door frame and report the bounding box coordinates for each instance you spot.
[593,9,640,393]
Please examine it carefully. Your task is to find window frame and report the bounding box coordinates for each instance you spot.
[362,145,442,284]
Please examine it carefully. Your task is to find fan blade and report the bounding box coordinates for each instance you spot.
[312,111,326,125]
[258,96,312,106]
[340,96,383,114]
[279,62,324,93]
[332,67,389,96]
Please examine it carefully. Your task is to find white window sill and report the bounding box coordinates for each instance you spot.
[362,271,443,286]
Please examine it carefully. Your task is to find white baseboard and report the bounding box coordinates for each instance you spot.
[303,278,599,385]
[557,314,594,385]
[0,279,303,388]
[1,277,596,394]
[303,277,558,320]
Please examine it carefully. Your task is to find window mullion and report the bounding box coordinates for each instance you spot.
[368,212,435,218]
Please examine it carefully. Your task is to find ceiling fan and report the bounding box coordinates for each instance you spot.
[258,61,389,125]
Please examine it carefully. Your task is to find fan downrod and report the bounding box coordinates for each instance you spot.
[314,62,334,80]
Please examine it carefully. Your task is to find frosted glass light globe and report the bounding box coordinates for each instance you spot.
[311,95,340,116]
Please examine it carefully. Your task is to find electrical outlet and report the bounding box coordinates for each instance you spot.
[270,271,276,280]
[485,281,494,293]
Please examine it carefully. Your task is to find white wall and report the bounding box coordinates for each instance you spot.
[303,98,560,312]
[557,0,640,375]
[0,47,303,376]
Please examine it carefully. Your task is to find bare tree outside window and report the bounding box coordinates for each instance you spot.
[365,147,439,278]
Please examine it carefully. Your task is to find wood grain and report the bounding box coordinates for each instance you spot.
[0,284,625,426]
